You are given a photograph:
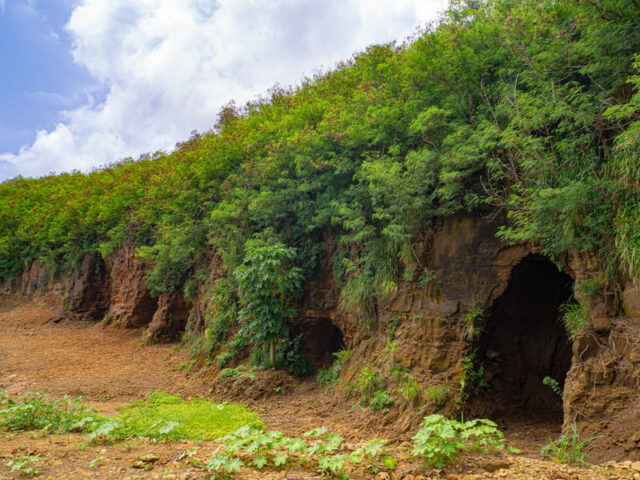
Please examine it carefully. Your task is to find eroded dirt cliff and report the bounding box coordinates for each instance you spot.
[3,214,640,461]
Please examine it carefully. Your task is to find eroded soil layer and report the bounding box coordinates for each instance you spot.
[1,297,638,479]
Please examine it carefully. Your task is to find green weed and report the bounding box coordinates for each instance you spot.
[459,350,487,396]
[216,331,250,369]
[6,456,44,477]
[575,278,602,306]
[411,414,505,468]
[388,314,402,340]
[368,391,395,411]
[426,384,450,407]
[357,368,385,395]
[396,376,421,406]
[541,422,598,466]
[418,269,438,288]
[542,376,563,397]
[249,334,314,376]
[205,424,394,479]
[462,305,484,342]
[334,348,352,363]
[317,349,351,388]
[89,455,105,469]
[220,365,258,380]
[0,390,100,434]
[560,303,587,340]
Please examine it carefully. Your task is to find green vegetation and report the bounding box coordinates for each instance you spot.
[541,422,598,466]
[0,390,260,443]
[234,238,303,367]
[6,456,44,478]
[0,390,100,434]
[91,391,261,442]
[249,334,314,376]
[1,388,523,476]
[89,455,105,469]
[425,384,450,407]
[560,302,588,340]
[216,332,249,369]
[317,348,351,388]
[205,425,395,479]
[316,361,342,388]
[388,314,402,340]
[220,365,258,379]
[357,368,385,396]
[190,277,237,361]
[411,414,505,469]
[543,376,563,397]
[462,304,484,342]
[1,0,640,368]
[368,391,395,411]
[459,349,487,396]
[396,375,421,406]
[353,368,398,412]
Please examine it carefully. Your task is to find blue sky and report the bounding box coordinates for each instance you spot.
[0,0,445,181]
[0,0,97,151]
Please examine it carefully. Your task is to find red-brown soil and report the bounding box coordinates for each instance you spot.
[0,296,637,480]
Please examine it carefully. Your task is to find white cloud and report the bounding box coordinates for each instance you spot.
[0,0,445,179]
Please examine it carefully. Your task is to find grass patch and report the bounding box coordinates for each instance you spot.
[101,391,262,441]
[1,389,261,443]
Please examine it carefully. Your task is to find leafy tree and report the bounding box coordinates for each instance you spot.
[234,238,303,367]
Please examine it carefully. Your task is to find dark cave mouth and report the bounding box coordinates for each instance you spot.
[292,317,345,368]
[470,254,574,422]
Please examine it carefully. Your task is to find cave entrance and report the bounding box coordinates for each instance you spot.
[470,254,574,424]
[292,317,344,368]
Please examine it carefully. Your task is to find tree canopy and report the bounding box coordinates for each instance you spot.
[1,0,639,317]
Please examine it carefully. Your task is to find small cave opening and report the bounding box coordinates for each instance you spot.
[469,254,574,424]
[291,317,345,368]
[129,291,160,328]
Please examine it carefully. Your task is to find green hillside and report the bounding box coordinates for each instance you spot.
[2,0,639,313]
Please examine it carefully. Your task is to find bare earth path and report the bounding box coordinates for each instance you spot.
[0,297,202,403]
[0,296,637,480]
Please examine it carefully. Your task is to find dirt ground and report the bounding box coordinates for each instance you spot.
[1,296,639,480]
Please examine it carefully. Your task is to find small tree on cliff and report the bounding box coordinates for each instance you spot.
[234,238,303,368]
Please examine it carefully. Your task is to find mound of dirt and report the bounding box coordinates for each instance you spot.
[210,369,298,400]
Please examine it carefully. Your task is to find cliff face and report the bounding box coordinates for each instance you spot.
[9,255,111,323]
[297,215,639,460]
[566,317,640,458]
[103,240,158,328]
[4,215,639,460]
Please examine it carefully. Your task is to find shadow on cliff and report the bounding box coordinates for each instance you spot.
[468,254,574,425]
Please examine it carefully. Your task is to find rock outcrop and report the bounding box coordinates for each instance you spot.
[19,260,51,297]
[103,240,157,328]
[142,292,191,343]
[63,254,111,321]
